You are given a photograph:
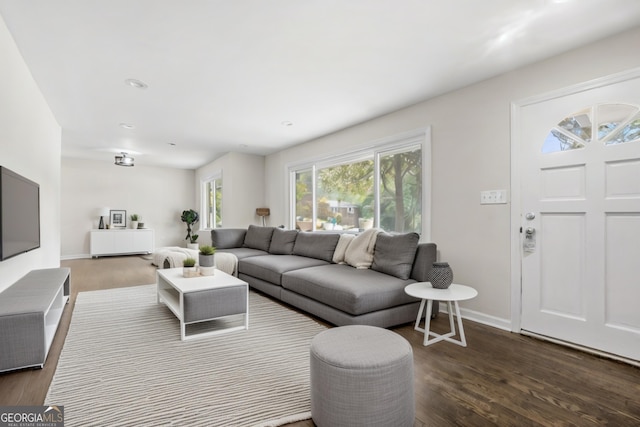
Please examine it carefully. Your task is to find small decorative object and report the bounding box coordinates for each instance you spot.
[130,213,140,230]
[427,262,453,289]
[199,266,216,276]
[137,222,145,229]
[181,209,199,246]
[110,210,126,228]
[183,257,198,278]
[256,208,270,226]
[97,207,110,229]
[199,245,216,268]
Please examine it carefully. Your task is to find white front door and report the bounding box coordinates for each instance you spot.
[518,75,640,362]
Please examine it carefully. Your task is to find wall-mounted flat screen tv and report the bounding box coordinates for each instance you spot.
[0,166,41,261]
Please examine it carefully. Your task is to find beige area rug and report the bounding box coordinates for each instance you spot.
[46,284,327,426]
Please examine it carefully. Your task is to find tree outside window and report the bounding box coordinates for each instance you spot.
[292,143,423,234]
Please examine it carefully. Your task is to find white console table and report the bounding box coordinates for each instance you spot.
[90,229,154,258]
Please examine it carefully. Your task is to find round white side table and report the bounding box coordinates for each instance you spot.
[404,282,478,347]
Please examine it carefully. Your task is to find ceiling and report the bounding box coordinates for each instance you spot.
[2,0,640,169]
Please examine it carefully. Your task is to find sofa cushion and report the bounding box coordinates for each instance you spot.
[282,264,417,316]
[211,228,246,249]
[371,232,420,280]
[292,232,340,262]
[239,255,329,285]
[243,225,275,251]
[269,228,298,255]
[218,247,268,260]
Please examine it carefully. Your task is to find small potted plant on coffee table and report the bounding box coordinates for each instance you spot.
[199,245,216,276]
[182,257,198,278]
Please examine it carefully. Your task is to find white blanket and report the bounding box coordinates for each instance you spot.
[344,228,382,269]
[215,252,238,277]
[152,247,199,268]
[332,233,356,264]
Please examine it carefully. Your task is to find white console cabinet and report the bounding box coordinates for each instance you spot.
[90,229,155,257]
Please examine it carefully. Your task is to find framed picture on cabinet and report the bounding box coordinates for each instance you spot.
[110,210,127,228]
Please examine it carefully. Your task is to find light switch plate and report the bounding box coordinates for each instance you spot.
[480,190,507,204]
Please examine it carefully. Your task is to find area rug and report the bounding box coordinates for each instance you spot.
[46,284,327,426]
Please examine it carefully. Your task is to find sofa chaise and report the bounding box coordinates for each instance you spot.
[212,225,438,328]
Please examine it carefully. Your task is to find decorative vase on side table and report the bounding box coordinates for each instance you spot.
[427,262,453,289]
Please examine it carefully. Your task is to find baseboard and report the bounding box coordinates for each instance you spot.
[438,305,512,332]
[60,254,91,260]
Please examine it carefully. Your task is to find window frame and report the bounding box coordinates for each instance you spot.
[287,128,431,240]
[200,172,222,230]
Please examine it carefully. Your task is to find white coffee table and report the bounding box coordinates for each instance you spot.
[157,268,249,340]
[404,282,477,347]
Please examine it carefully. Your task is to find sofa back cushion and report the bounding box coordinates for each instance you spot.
[243,225,275,251]
[269,228,298,255]
[371,232,420,280]
[293,232,340,262]
[211,228,247,249]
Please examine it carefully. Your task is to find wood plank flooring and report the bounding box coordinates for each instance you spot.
[1,256,638,426]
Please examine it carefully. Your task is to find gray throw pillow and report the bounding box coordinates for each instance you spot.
[243,225,275,251]
[292,232,340,262]
[269,228,298,255]
[211,228,246,249]
[371,232,419,280]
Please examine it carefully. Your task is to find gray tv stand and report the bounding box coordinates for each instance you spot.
[0,268,70,373]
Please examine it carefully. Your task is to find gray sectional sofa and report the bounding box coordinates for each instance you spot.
[212,225,438,328]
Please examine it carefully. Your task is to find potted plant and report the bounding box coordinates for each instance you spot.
[199,245,216,267]
[130,214,140,230]
[182,257,198,277]
[181,209,199,249]
[199,245,216,276]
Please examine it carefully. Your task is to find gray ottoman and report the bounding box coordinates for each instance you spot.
[310,325,415,427]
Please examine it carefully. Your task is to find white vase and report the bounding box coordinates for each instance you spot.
[187,243,199,250]
[130,221,138,230]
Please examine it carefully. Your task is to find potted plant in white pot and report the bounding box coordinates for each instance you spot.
[130,213,140,230]
[199,245,216,276]
[182,257,198,278]
[181,209,199,249]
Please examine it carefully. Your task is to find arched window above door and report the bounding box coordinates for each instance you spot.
[542,103,640,153]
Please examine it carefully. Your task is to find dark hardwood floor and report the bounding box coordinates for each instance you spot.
[1,256,638,426]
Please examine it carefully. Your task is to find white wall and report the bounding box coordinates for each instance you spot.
[265,27,640,326]
[196,152,266,245]
[0,16,61,292]
[61,158,195,258]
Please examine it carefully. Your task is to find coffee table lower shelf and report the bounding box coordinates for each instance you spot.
[157,268,249,341]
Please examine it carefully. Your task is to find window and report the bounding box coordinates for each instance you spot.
[542,104,640,153]
[290,131,428,235]
[379,147,422,233]
[201,174,222,229]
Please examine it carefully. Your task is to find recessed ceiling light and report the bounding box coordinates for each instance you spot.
[239,144,249,148]
[119,123,135,129]
[124,78,148,89]
[281,121,293,127]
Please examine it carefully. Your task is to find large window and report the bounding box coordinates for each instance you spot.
[290,131,428,235]
[201,174,222,229]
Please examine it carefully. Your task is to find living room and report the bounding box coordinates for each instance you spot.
[1,1,640,425]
